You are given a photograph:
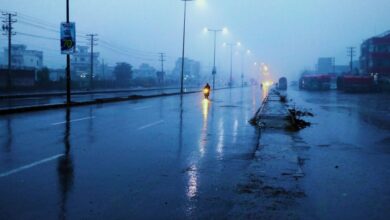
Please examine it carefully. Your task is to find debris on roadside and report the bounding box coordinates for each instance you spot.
[251,89,313,131]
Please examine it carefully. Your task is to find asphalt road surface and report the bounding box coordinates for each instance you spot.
[0,87,201,109]
[0,86,264,219]
[1,86,389,219]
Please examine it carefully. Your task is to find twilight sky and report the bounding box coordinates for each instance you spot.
[1,0,389,80]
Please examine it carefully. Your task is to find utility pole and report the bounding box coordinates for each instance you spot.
[65,0,71,106]
[159,52,165,86]
[2,12,17,90]
[87,34,98,90]
[101,58,105,88]
[241,52,244,87]
[225,43,235,88]
[180,0,195,94]
[347,47,356,74]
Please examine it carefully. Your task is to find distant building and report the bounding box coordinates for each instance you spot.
[360,31,390,77]
[0,44,43,69]
[71,46,100,79]
[316,57,334,74]
[171,58,201,83]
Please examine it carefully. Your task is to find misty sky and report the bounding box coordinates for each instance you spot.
[1,0,389,80]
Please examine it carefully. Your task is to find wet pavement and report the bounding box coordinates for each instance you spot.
[0,86,264,219]
[0,86,389,219]
[0,87,201,110]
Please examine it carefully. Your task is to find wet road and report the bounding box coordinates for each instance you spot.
[0,86,264,219]
[1,86,390,219]
[290,89,390,220]
[0,87,201,110]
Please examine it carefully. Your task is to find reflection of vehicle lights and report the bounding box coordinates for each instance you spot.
[202,99,210,120]
[262,80,273,87]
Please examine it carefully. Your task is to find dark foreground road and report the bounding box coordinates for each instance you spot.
[0,87,265,219]
[1,86,390,219]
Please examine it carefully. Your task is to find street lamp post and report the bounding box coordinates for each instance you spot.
[180,0,194,94]
[240,49,251,87]
[205,28,224,90]
[225,43,236,88]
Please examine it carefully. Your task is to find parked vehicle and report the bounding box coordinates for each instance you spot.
[278,77,287,90]
[299,75,331,90]
[337,75,376,92]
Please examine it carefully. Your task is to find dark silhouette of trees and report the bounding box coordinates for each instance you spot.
[37,67,51,85]
[114,62,133,86]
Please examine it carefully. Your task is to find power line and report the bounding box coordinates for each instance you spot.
[17,32,59,41]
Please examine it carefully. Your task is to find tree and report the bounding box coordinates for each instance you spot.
[37,67,50,84]
[113,62,133,86]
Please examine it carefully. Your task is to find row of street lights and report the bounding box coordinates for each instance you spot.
[179,0,255,93]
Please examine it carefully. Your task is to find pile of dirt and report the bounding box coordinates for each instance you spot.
[287,108,313,131]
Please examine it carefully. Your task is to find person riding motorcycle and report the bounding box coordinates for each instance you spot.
[203,83,211,99]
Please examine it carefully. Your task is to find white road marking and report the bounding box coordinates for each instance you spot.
[137,120,164,130]
[133,106,152,110]
[0,154,65,178]
[51,116,95,125]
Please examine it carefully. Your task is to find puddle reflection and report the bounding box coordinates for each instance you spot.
[57,108,74,220]
[199,99,210,156]
[2,118,13,153]
[186,164,198,199]
[217,118,225,158]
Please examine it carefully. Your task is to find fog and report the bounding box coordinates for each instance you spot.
[1,0,389,80]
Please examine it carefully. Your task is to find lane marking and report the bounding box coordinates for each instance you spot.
[0,154,64,178]
[51,116,95,125]
[137,120,164,130]
[133,106,152,110]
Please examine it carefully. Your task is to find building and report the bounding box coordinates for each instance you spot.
[360,31,390,77]
[316,57,334,74]
[1,44,43,69]
[171,58,201,84]
[71,46,100,79]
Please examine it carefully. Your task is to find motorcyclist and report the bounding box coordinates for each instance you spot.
[203,83,211,99]
[204,83,211,91]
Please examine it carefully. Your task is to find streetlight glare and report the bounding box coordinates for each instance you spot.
[203,27,208,33]
[247,49,251,54]
[196,0,207,7]
[222,27,229,35]
[237,41,241,46]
